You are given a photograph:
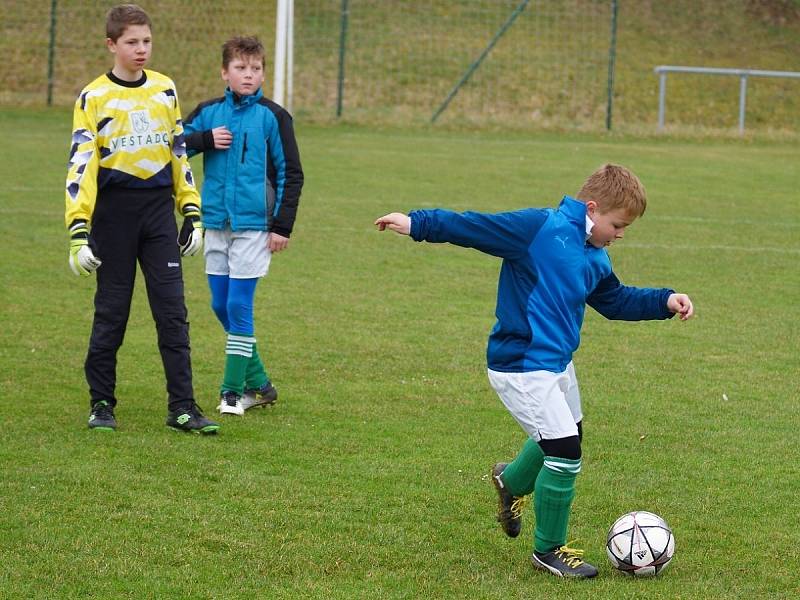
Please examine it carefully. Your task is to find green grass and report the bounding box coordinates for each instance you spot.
[0,107,799,598]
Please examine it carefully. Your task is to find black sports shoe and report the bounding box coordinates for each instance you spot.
[241,382,278,410]
[492,463,526,538]
[532,543,599,578]
[166,403,220,435]
[88,400,116,431]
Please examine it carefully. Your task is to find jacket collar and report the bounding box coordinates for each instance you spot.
[557,195,587,225]
[225,86,263,107]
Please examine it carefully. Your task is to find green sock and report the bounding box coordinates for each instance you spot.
[244,343,270,391]
[500,438,545,496]
[533,457,581,554]
[222,334,255,395]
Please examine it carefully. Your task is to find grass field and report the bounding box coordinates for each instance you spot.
[0,107,798,599]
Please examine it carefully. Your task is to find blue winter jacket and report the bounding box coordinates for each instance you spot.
[183,88,303,236]
[409,196,674,373]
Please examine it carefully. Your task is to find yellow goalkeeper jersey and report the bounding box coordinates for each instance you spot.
[65,69,200,228]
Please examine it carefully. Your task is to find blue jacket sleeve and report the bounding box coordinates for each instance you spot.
[408,208,548,260]
[587,271,675,321]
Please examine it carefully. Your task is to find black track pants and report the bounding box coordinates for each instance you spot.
[85,186,194,410]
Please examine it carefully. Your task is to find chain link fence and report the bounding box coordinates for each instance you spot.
[4,1,799,131]
[2,0,616,129]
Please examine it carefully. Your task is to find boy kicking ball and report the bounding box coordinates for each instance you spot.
[375,164,693,577]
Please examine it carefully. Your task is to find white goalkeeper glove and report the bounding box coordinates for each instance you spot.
[68,222,101,276]
[178,203,203,257]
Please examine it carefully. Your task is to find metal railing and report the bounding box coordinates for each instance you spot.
[654,65,800,132]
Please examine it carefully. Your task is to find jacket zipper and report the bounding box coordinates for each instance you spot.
[241,132,248,163]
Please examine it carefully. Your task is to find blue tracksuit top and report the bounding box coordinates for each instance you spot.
[409,196,675,373]
[183,87,303,236]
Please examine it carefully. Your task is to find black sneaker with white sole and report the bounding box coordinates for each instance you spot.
[217,390,244,416]
[492,462,525,538]
[532,543,599,578]
[88,400,116,431]
[166,403,220,435]
[241,382,278,410]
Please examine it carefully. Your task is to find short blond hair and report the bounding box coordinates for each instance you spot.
[106,4,151,42]
[577,163,647,217]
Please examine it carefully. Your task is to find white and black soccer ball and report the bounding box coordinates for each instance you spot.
[606,511,675,577]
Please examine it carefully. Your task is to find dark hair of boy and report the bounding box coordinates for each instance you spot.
[105,3,152,41]
[222,36,265,69]
[65,3,219,434]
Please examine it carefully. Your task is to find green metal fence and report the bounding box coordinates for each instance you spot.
[4,0,619,129]
[4,1,800,133]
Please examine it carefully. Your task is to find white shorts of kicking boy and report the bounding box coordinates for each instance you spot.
[487,362,582,441]
[204,227,272,279]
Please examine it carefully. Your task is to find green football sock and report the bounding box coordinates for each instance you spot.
[222,334,255,395]
[533,457,581,554]
[244,343,270,390]
[500,438,545,497]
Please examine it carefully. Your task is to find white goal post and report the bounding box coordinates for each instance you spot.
[273,0,294,111]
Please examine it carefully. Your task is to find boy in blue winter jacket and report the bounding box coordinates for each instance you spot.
[375,164,693,578]
[184,36,303,416]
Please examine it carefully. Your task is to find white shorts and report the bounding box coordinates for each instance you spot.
[204,227,272,279]
[487,362,583,441]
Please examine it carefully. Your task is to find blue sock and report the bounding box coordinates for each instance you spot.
[208,274,230,331]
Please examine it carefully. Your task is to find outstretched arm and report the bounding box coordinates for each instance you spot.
[667,293,694,321]
[376,208,547,260]
[374,212,411,235]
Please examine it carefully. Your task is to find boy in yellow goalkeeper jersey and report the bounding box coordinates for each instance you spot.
[64,4,218,434]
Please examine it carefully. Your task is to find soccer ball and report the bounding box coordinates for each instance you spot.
[606,511,675,576]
